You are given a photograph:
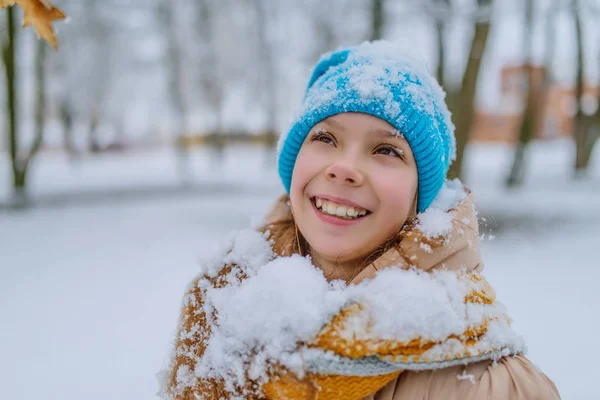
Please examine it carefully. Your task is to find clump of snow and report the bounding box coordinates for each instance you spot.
[429,179,467,211]
[195,255,347,392]
[343,41,453,141]
[417,208,453,238]
[420,242,433,253]
[457,370,475,384]
[340,268,470,343]
[189,242,520,395]
[174,365,194,389]
[417,179,468,238]
[196,229,274,278]
[391,128,405,139]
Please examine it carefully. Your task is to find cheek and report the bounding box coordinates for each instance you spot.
[290,146,323,202]
[290,149,313,211]
[374,169,418,220]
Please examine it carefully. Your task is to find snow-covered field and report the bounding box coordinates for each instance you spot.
[1,141,599,399]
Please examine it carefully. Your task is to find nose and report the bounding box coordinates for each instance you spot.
[325,158,364,186]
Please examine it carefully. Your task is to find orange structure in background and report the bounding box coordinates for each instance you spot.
[470,65,598,143]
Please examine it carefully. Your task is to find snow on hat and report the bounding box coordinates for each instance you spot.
[277,40,456,213]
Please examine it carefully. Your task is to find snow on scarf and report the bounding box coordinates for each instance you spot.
[159,181,526,400]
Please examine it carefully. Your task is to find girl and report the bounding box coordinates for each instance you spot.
[160,41,560,400]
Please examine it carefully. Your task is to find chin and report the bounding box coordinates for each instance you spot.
[311,242,363,263]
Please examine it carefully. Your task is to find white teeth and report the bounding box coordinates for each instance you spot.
[327,203,336,215]
[314,197,368,219]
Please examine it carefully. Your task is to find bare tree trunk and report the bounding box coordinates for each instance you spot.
[572,0,597,174]
[506,0,535,187]
[431,0,450,88]
[307,1,338,61]
[60,99,76,158]
[578,123,599,169]
[592,54,600,164]
[2,7,19,193]
[194,0,225,169]
[88,108,100,152]
[543,0,558,87]
[32,38,46,162]
[371,0,385,41]
[159,1,192,181]
[2,9,47,207]
[435,19,445,87]
[447,6,492,179]
[82,1,111,155]
[256,0,279,167]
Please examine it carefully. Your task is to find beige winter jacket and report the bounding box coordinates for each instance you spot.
[162,191,560,400]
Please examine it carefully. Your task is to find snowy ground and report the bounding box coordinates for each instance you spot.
[1,141,599,399]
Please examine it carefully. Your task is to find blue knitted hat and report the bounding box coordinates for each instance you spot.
[277,40,456,213]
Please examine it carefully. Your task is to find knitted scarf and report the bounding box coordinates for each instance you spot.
[160,187,525,400]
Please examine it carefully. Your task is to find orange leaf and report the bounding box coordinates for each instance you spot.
[0,1,18,8]
[1,0,66,49]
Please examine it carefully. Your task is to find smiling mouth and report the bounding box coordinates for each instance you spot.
[311,197,371,220]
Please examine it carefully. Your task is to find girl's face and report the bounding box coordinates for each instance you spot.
[290,112,418,272]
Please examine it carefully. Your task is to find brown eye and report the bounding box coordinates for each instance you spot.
[375,145,403,159]
[311,132,335,145]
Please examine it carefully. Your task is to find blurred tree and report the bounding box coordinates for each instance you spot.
[193,0,226,169]
[1,1,64,205]
[2,7,40,205]
[542,0,559,88]
[158,0,192,180]
[371,0,385,41]
[573,0,598,174]
[305,0,338,61]
[33,37,46,172]
[255,0,279,164]
[59,98,76,158]
[506,0,536,187]
[429,0,451,87]
[1,6,21,200]
[2,7,48,205]
[194,0,222,130]
[86,1,111,154]
[448,0,494,179]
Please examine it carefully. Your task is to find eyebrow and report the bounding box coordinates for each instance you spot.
[372,128,408,143]
[319,120,408,145]
[321,118,345,131]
